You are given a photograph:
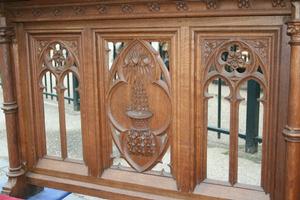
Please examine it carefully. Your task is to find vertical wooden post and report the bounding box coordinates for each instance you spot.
[283,2,300,200]
[0,7,42,198]
[0,14,25,198]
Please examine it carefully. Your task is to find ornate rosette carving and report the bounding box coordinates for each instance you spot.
[97,5,108,14]
[122,4,134,13]
[107,40,172,172]
[206,0,217,9]
[38,41,79,77]
[6,1,291,22]
[176,1,188,11]
[238,0,250,8]
[72,6,85,15]
[204,40,267,83]
[148,2,160,12]
[272,0,286,7]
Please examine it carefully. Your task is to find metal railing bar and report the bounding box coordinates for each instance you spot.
[207,126,262,143]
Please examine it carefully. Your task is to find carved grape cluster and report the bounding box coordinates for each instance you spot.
[126,130,156,156]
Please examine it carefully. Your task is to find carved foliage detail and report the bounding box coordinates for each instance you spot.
[206,0,217,9]
[244,39,268,64]
[148,2,160,12]
[272,0,286,7]
[203,39,226,60]
[238,0,250,8]
[108,40,172,172]
[0,27,15,44]
[287,23,300,36]
[122,4,134,13]
[176,1,188,11]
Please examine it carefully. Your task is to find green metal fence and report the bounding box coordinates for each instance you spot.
[207,79,262,154]
[43,73,80,111]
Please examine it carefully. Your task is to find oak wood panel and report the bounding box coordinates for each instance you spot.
[0,0,295,199]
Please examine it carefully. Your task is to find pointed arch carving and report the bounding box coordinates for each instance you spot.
[202,39,269,186]
[107,40,172,172]
[36,40,82,160]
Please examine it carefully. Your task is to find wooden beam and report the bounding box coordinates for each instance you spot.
[283,2,300,200]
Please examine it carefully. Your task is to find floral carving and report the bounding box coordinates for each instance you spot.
[203,40,225,60]
[272,0,286,7]
[41,42,76,73]
[206,0,217,9]
[148,2,160,12]
[238,0,250,8]
[52,8,62,16]
[64,40,79,57]
[123,44,154,83]
[217,43,253,75]
[122,4,134,13]
[176,1,188,11]
[244,39,268,64]
[32,8,42,17]
[73,6,85,15]
[97,5,108,14]
[226,50,246,69]
[37,41,50,56]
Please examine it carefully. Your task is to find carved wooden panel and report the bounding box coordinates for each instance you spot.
[38,41,81,159]
[2,1,288,198]
[195,31,280,196]
[107,40,172,172]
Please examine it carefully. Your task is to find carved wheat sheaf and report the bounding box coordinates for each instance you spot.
[107,40,172,172]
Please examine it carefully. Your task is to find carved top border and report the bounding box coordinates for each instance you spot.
[4,0,292,22]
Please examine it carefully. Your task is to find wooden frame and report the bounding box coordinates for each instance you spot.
[0,0,299,199]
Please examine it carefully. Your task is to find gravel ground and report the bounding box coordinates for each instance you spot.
[0,80,263,199]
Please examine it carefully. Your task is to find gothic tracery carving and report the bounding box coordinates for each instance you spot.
[204,40,267,82]
[107,40,172,172]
